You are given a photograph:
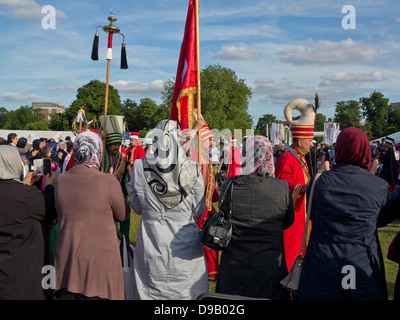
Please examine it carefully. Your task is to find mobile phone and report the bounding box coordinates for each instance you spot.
[33,158,51,176]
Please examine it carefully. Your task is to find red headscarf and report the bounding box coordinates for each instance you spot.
[335,127,371,170]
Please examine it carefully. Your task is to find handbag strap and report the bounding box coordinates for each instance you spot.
[218,177,236,216]
[300,171,322,254]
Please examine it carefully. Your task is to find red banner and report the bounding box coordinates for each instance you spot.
[170,0,197,130]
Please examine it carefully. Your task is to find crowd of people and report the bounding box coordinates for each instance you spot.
[1,101,400,300]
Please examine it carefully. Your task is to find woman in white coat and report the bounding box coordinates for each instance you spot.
[127,120,208,300]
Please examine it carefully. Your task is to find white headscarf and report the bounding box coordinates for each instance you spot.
[0,145,24,182]
[143,120,201,209]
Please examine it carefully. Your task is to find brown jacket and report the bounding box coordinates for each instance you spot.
[54,164,128,300]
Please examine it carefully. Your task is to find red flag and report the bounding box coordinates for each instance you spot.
[170,0,197,130]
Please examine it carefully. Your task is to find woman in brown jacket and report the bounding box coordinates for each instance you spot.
[54,130,130,300]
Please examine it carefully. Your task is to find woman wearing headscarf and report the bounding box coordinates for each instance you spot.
[54,130,130,300]
[127,120,208,300]
[298,127,397,300]
[215,135,294,300]
[0,145,56,299]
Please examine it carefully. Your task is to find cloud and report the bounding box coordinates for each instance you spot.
[213,45,261,60]
[111,80,164,96]
[251,78,361,105]
[0,0,66,21]
[48,86,76,91]
[0,91,43,102]
[319,70,385,87]
[279,38,379,65]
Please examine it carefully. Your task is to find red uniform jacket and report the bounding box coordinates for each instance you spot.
[275,150,311,270]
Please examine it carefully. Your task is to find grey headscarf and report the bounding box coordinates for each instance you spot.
[143,120,201,209]
[73,130,103,169]
[0,145,24,182]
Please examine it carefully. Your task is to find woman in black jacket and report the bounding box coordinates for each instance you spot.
[0,145,56,300]
[215,135,294,300]
[298,127,399,300]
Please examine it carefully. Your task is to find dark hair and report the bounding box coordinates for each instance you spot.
[7,133,17,143]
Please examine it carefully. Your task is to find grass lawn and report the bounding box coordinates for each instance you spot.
[128,209,399,299]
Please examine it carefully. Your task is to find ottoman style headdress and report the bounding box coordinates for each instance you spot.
[283,94,319,139]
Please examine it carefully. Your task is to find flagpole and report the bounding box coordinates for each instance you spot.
[101,58,111,172]
[195,0,202,165]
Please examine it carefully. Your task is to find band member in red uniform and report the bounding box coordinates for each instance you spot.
[227,136,241,177]
[275,97,318,270]
[126,132,146,177]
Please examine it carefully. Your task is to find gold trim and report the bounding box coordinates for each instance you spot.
[177,86,197,129]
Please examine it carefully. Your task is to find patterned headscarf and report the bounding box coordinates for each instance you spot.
[73,130,103,169]
[241,135,275,177]
[143,120,201,209]
[0,145,23,182]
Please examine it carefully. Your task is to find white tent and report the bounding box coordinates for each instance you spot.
[371,131,400,144]
[0,130,76,142]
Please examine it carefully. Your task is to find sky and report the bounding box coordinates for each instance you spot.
[0,0,399,125]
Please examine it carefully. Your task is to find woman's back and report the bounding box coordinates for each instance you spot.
[216,174,294,299]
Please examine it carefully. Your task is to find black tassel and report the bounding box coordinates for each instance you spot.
[91,33,99,61]
[120,42,128,69]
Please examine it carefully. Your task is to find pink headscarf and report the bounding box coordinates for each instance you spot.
[335,127,371,170]
[241,135,275,177]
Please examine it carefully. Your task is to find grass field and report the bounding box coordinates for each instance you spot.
[128,210,399,300]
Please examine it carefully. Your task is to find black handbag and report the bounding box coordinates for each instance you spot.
[199,178,235,251]
[280,172,322,294]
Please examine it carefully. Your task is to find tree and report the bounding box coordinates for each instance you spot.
[386,109,400,135]
[67,80,122,128]
[0,107,9,129]
[162,64,253,135]
[315,113,327,132]
[49,112,71,131]
[3,105,46,130]
[333,100,362,130]
[200,64,253,135]
[123,99,143,132]
[360,91,389,139]
[255,114,277,136]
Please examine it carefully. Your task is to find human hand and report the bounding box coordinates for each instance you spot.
[45,172,56,185]
[23,171,40,186]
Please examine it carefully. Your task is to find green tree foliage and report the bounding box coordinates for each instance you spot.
[360,91,389,139]
[387,109,400,135]
[315,113,327,132]
[254,114,277,136]
[48,112,71,131]
[0,107,9,129]
[3,106,46,130]
[66,79,122,127]
[333,100,362,130]
[200,65,253,134]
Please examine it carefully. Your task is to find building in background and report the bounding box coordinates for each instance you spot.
[32,102,65,122]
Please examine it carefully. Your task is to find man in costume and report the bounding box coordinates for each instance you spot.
[103,132,131,240]
[227,136,241,178]
[126,132,146,178]
[379,136,398,191]
[275,98,317,270]
[183,115,220,280]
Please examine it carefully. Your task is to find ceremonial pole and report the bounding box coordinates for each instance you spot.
[91,10,128,172]
[195,0,202,165]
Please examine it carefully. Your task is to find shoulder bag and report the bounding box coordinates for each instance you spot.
[199,178,235,251]
[280,171,322,294]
